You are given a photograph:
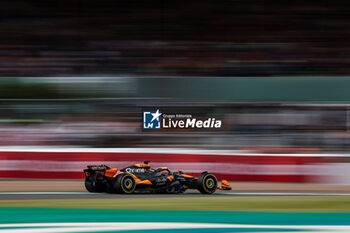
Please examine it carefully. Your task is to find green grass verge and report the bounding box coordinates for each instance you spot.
[0,196,350,212]
[2,208,350,225]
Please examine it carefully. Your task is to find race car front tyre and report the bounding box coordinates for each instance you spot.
[113,173,136,194]
[84,179,105,193]
[197,172,217,194]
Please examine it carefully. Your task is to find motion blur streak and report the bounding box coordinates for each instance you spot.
[0,1,348,77]
[1,222,350,233]
[0,1,349,232]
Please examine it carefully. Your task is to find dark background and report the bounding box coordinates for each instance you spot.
[0,0,349,152]
[0,0,349,77]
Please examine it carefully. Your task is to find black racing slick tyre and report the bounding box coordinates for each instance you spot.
[197,173,217,194]
[113,173,136,194]
[84,179,105,193]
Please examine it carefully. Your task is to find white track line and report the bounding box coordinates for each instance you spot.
[0,192,350,196]
[0,222,350,233]
[215,192,350,196]
[0,192,100,195]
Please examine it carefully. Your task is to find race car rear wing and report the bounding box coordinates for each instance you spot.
[87,165,110,171]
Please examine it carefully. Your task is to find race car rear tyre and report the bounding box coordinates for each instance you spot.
[84,180,105,193]
[113,173,136,194]
[197,173,217,194]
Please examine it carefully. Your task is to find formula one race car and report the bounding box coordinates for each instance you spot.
[83,161,231,194]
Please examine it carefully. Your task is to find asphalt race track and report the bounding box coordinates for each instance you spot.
[1,192,350,200]
[0,192,203,200]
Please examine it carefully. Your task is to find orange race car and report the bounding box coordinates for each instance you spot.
[83,161,231,194]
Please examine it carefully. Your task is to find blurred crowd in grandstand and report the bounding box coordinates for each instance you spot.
[0,0,349,77]
[0,0,349,152]
[0,101,349,153]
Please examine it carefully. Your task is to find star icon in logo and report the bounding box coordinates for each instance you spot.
[150,109,161,122]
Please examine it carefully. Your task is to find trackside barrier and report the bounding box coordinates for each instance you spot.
[0,148,339,182]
